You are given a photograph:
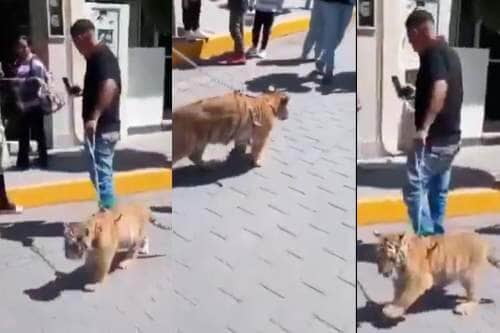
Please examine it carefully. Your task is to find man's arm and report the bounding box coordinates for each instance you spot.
[418,79,448,136]
[89,78,118,121]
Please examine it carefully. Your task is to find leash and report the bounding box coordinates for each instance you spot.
[85,133,102,207]
[172,47,254,95]
[357,279,376,303]
[29,242,59,273]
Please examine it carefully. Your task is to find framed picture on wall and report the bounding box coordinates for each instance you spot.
[358,0,375,30]
[47,0,64,37]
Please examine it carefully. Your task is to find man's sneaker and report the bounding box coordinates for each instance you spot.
[0,200,23,214]
[184,30,195,41]
[247,46,258,57]
[257,50,267,59]
[321,73,334,85]
[315,60,325,74]
[191,29,208,40]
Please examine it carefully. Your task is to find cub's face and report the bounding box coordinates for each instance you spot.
[63,222,92,260]
[265,90,289,121]
[375,232,406,278]
[275,92,289,120]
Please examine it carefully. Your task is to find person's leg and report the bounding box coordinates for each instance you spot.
[93,136,118,210]
[403,144,433,236]
[192,0,201,31]
[16,112,31,169]
[32,111,48,167]
[426,146,458,234]
[260,12,275,50]
[229,10,239,53]
[182,0,192,31]
[252,11,265,49]
[320,3,353,80]
[302,0,322,58]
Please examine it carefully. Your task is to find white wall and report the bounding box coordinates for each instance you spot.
[126,47,165,128]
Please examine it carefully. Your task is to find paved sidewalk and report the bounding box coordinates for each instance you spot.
[173,0,310,36]
[357,215,500,333]
[358,144,500,199]
[4,131,170,188]
[0,190,172,333]
[173,27,356,332]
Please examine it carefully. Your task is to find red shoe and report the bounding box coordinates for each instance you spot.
[219,53,246,65]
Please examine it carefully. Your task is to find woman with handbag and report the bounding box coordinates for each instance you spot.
[13,35,49,169]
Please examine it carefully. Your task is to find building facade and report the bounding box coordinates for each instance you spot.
[0,0,167,149]
[357,0,494,159]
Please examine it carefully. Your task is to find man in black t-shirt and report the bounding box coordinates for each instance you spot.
[69,19,121,210]
[402,10,463,236]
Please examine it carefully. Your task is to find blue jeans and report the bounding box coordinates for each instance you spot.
[317,1,353,75]
[84,133,118,210]
[403,142,459,236]
[302,0,322,59]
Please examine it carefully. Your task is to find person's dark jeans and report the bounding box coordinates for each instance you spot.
[17,109,47,168]
[252,11,275,50]
[229,10,245,54]
[182,0,201,31]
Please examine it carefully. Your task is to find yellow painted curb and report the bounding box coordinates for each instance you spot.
[173,16,311,66]
[7,168,172,208]
[358,188,500,226]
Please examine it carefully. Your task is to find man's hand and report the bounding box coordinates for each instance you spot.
[70,85,82,96]
[414,130,427,147]
[84,119,98,139]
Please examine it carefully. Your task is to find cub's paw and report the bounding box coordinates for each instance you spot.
[118,260,132,270]
[139,238,150,255]
[454,302,477,316]
[382,304,405,319]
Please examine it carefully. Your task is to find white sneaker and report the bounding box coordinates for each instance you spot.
[184,30,195,41]
[191,29,208,39]
[247,47,258,57]
[257,50,267,59]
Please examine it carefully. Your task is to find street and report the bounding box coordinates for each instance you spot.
[357,215,500,333]
[173,27,356,333]
[0,190,172,333]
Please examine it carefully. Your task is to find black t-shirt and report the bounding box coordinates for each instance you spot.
[415,42,463,145]
[83,45,121,134]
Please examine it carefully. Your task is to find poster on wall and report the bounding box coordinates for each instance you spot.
[358,0,375,29]
[89,8,120,58]
[47,0,64,37]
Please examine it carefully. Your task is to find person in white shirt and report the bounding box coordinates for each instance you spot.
[247,0,284,59]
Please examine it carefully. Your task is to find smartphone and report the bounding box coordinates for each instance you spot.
[62,77,72,92]
[391,75,403,95]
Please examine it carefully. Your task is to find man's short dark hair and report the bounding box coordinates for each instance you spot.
[70,19,95,37]
[405,10,435,30]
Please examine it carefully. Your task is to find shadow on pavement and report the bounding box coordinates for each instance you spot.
[358,162,496,190]
[13,149,169,173]
[356,240,377,264]
[24,252,167,302]
[316,71,356,95]
[151,206,172,214]
[257,58,316,67]
[476,224,500,235]
[357,287,489,329]
[0,221,63,246]
[173,151,254,188]
[246,72,314,93]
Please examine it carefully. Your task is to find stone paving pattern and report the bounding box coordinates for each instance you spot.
[358,215,500,333]
[173,28,356,332]
[0,191,171,333]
